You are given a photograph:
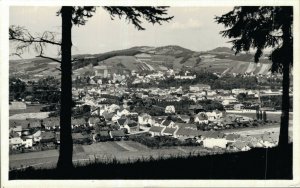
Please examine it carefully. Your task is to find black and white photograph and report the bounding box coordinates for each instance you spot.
[1,0,300,187]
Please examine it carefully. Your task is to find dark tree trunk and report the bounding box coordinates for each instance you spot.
[57,6,74,170]
[278,10,292,149]
[278,62,290,148]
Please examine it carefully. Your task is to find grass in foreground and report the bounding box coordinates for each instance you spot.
[9,144,292,179]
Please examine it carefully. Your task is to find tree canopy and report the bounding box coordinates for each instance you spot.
[215,6,293,73]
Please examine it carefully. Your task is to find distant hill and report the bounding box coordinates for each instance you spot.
[9,45,272,80]
[209,47,233,53]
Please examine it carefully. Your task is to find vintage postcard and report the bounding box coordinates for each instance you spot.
[1,0,300,187]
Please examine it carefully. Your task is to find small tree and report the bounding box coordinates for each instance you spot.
[263,111,267,122]
[259,110,263,120]
[256,109,259,120]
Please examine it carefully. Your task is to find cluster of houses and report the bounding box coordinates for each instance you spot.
[148,118,278,151]
[11,87,281,155]
[9,68,285,154]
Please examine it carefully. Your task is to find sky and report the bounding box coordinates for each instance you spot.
[9,6,234,59]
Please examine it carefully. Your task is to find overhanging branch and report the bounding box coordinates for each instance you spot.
[36,55,61,63]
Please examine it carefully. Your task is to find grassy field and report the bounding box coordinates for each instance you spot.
[9,141,216,170]
[9,104,44,116]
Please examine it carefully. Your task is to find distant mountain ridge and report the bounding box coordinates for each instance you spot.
[208,47,233,53]
[9,45,272,80]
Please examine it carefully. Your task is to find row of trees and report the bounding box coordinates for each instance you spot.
[9,76,60,104]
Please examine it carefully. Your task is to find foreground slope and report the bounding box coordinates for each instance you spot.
[10,144,292,179]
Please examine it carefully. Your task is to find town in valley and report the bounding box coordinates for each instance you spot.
[9,45,293,170]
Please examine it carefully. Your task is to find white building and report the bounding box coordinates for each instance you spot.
[165,105,176,114]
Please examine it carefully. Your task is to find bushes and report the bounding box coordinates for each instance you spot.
[129,135,198,148]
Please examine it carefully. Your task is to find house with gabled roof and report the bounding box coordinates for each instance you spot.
[22,129,42,142]
[110,130,126,140]
[175,127,203,140]
[161,119,175,127]
[71,118,86,127]
[177,115,190,123]
[225,133,240,143]
[108,104,120,113]
[200,131,227,149]
[102,111,114,121]
[43,117,60,129]
[117,117,128,127]
[126,119,139,133]
[228,141,250,151]
[9,131,23,149]
[260,132,278,148]
[117,108,130,117]
[194,113,209,124]
[175,123,197,130]
[28,120,41,128]
[112,114,121,122]
[9,137,23,149]
[239,136,263,148]
[149,125,165,137]
[162,127,178,137]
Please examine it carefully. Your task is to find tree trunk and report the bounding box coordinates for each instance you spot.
[57,6,74,170]
[278,62,290,148]
[278,9,292,149]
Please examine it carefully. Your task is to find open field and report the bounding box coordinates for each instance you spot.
[223,123,293,138]
[9,104,44,116]
[227,112,293,126]
[9,141,217,170]
[10,144,293,179]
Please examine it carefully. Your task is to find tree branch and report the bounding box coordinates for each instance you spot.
[36,55,61,63]
[9,37,61,46]
[9,25,62,58]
